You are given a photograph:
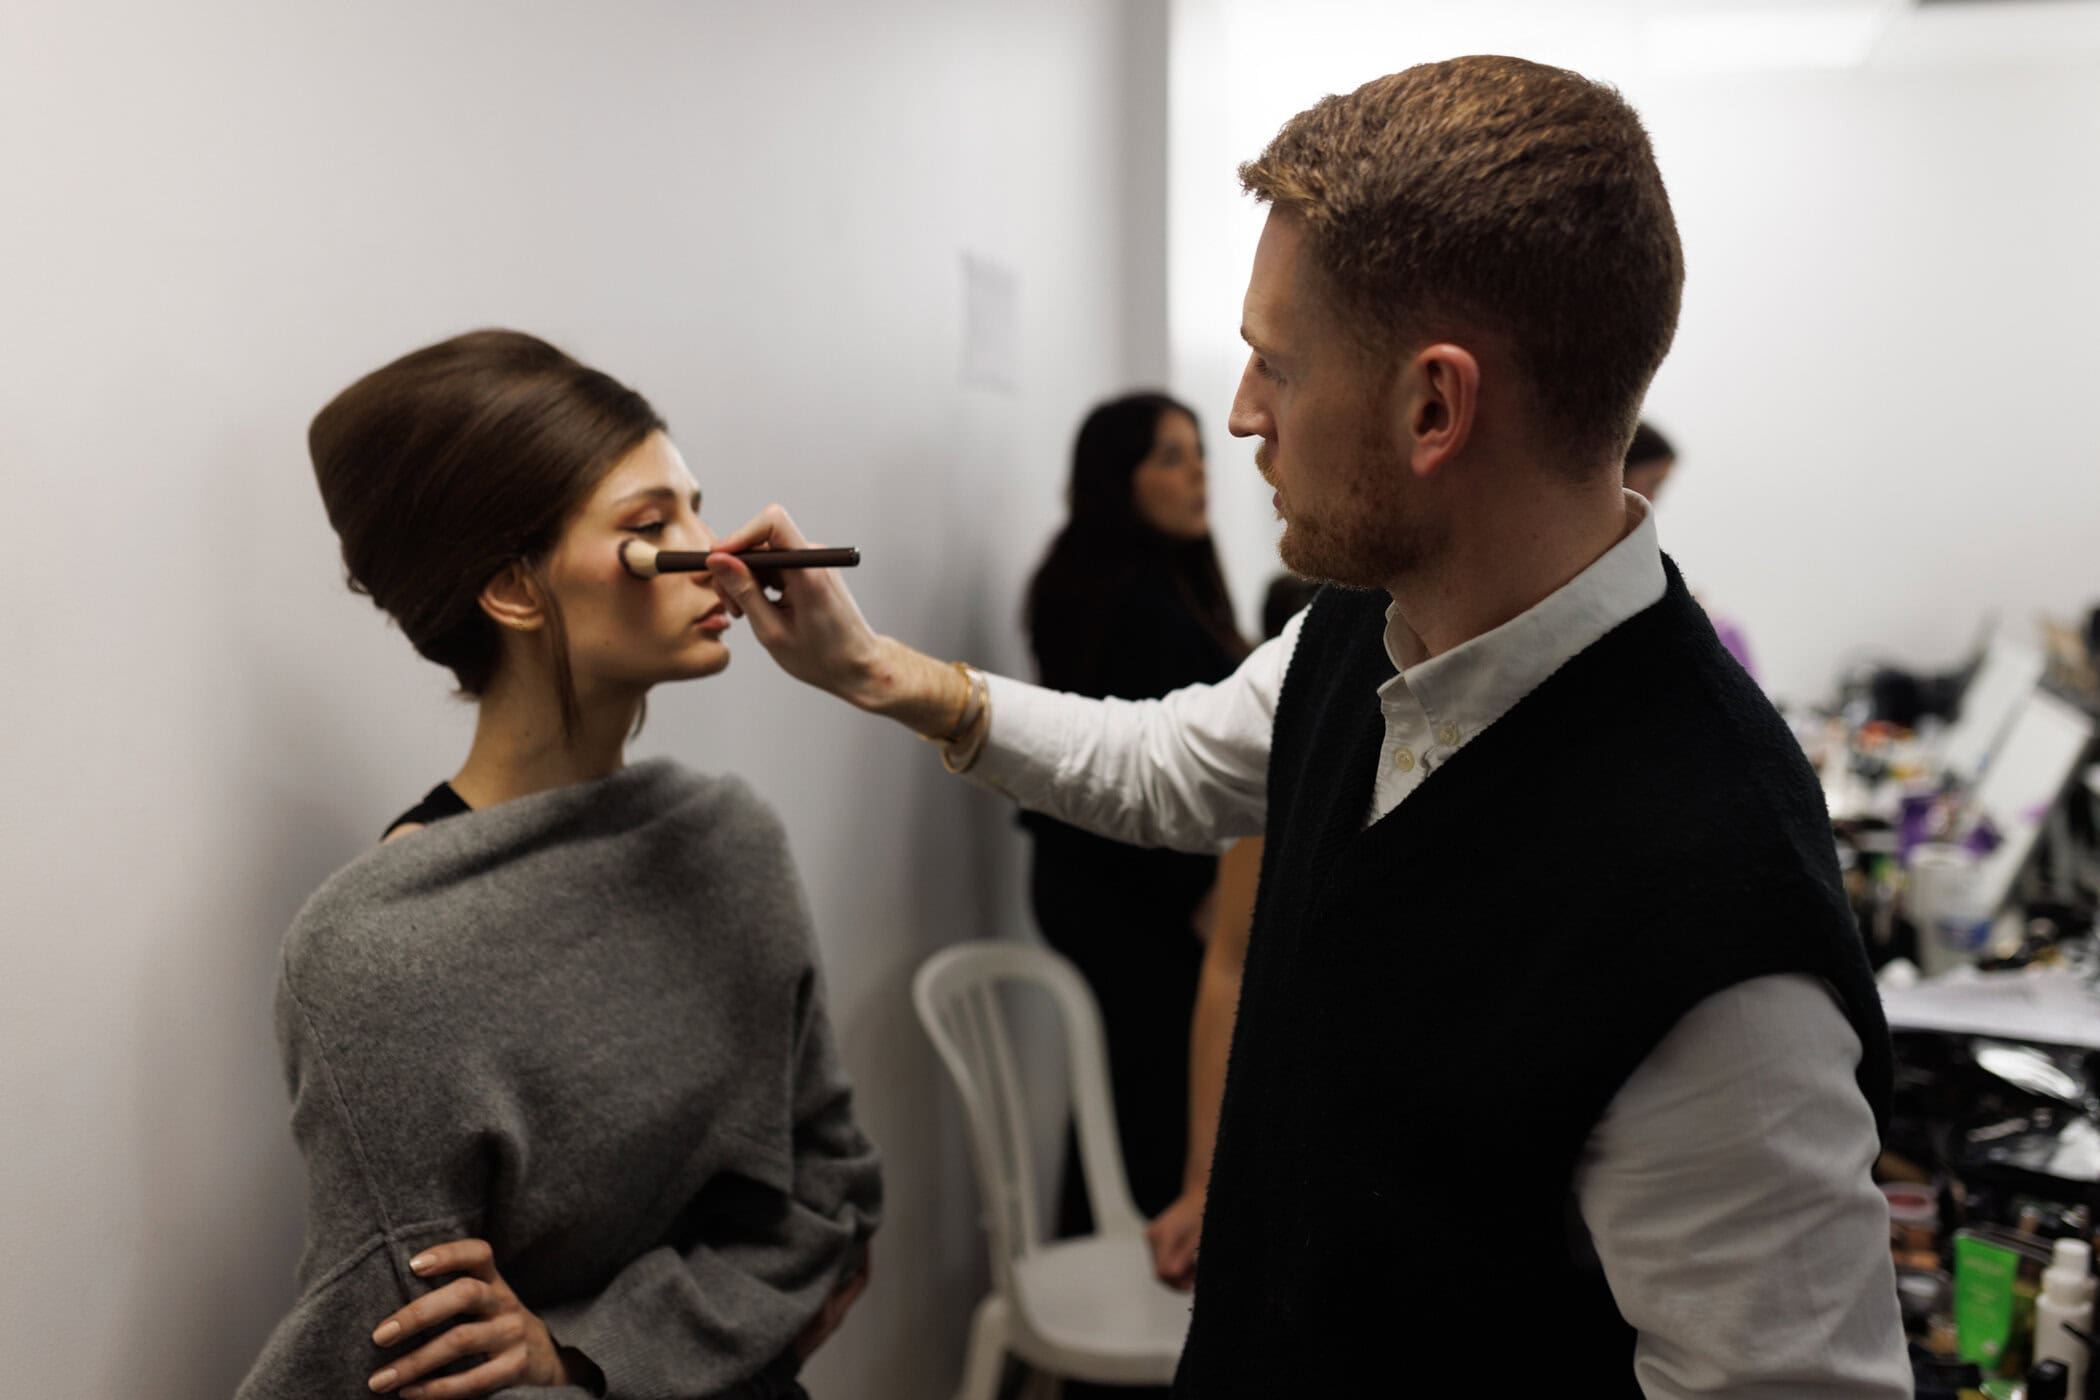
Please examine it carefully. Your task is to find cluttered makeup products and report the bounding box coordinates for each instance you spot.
[619,541,861,578]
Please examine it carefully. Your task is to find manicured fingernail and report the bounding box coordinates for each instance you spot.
[368,1367,396,1392]
[372,1321,400,1345]
[409,1254,433,1273]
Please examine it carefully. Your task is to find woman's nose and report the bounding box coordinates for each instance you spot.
[685,521,718,582]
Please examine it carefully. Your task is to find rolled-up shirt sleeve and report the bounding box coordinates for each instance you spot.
[966,611,1301,853]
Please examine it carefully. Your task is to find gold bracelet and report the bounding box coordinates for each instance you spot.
[915,659,975,744]
[919,659,974,743]
[944,660,977,741]
[942,666,992,775]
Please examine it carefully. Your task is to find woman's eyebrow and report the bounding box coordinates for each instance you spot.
[608,485,703,513]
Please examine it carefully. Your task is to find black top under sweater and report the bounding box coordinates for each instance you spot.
[382,782,471,839]
[1174,557,1892,1397]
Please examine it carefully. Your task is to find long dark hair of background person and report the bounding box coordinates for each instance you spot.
[1021,392,1247,1361]
[1026,393,1245,695]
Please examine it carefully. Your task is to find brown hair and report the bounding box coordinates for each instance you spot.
[1239,55,1683,470]
[310,329,666,736]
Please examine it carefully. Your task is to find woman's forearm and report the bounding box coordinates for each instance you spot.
[1184,837,1261,1191]
[1184,959,1238,1192]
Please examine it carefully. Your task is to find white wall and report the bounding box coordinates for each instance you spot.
[0,3,1161,1396]
[1168,0,2100,702]
[1635,62,2100,703]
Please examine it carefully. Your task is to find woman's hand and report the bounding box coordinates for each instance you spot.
[1144,1188,1204,1291]
[791,1242,873,1362]
[366,1239,586,1399]
[705,505,888,707]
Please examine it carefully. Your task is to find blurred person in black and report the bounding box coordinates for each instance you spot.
[1626,419,1760,682]
[1144,574,1306,1294]
[1623,419,1678,503]
[1021,393,1250,1344]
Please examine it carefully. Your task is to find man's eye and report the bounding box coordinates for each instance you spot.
[1254,357,1277,381]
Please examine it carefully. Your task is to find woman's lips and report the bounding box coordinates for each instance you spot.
[694,603,732,633]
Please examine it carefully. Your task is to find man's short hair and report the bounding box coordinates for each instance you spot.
[1239,55,1684,472]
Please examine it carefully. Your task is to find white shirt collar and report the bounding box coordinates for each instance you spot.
[1378,490,1667,743]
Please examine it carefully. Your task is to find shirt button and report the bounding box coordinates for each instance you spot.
[1392,748,1416,772]
[1436,724,1460,748]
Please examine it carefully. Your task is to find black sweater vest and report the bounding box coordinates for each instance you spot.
[1174,558,1891,1396]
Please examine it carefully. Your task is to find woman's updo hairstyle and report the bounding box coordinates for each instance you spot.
[310,330,665,730]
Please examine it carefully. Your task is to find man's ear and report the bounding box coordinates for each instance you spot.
[478,562,548,634]
[1398,342,1480,480]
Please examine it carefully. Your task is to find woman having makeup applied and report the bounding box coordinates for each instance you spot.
[236,330,880,1400]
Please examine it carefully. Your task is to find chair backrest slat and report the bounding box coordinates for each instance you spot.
[913,940,1145,1301]
[975,980,1042,1251]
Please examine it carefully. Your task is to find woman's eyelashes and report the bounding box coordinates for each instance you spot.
[622,490,701,539]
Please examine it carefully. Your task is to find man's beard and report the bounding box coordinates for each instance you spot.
[1270,437,1443,590]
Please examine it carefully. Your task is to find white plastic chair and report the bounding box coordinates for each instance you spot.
[914,940,1193,1400]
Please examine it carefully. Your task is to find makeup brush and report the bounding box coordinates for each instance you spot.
[619,540,860,579]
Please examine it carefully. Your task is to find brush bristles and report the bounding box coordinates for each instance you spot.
[619,540,662,578]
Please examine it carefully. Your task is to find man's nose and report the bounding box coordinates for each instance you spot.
[1228,371,1267,439]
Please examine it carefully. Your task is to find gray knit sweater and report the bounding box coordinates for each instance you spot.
[237,761,882,1400]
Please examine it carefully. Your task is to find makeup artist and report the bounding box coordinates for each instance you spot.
[709,58,1903,1398]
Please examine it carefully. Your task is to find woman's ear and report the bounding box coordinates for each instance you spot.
[478,562,547,633]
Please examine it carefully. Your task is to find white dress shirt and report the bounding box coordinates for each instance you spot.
[969,493,1908,1399]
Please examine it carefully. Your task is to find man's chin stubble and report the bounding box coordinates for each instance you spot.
[1278,523,1356,589]
[1279,514,1424,591]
